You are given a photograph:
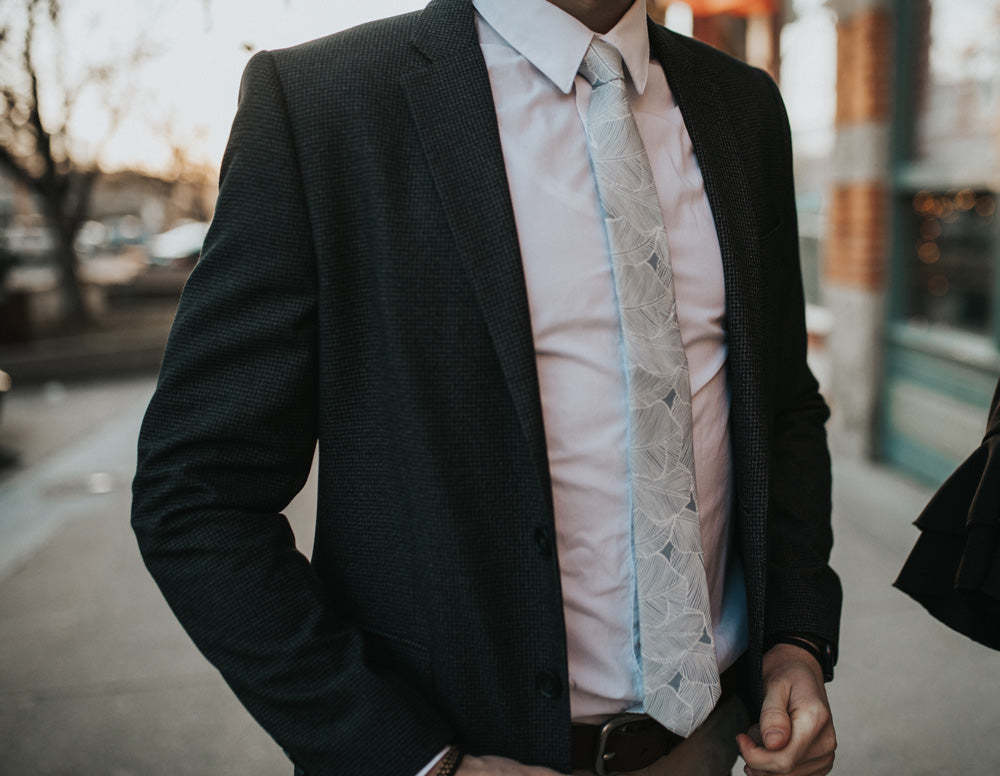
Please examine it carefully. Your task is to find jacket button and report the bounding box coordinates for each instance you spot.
[535,670,562,699]
[533,527,553,557]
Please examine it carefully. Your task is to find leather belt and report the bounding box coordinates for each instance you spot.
[570,655,749,775]
[571,713,681,775]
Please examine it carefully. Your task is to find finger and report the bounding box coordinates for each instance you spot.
[758,679,793,751]
[737,691,795,767]
[743,692,834,771]
[459,755,563,774]
[739,722,814,773]
[741,720,835,776]
[743,753,834,776]
[779,743,835,775]
[736,731,760,761]
[741,725,828,773]
[802,719,836,762]
[744,762,833,776]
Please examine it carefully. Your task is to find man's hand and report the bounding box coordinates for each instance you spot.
[737,643,836,776]
[453,755,562,775]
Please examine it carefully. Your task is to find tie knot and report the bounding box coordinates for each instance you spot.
[579,38,626,88]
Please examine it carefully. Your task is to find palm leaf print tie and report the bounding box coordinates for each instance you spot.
[578,38,720,736]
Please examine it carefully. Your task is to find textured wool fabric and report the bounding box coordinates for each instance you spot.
[131,0,840,773]
[579,38,720,736]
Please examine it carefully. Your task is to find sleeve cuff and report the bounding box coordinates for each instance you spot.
[415,746,452,776]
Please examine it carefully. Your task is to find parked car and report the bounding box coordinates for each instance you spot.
[147,221,210,268]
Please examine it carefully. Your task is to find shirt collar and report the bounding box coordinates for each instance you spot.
[472,0,651,95]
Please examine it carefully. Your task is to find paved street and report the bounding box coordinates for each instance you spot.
[0,376,998,774]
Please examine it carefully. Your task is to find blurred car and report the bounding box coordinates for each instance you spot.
[147,221,210,268]
[3,224,56,264]
[74,220,111,258]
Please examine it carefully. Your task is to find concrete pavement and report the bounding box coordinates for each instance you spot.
[826,457,1000,774]
[1,377,998,775]
[0,378,301,775]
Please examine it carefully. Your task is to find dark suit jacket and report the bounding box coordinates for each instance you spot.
[131,1,841,773]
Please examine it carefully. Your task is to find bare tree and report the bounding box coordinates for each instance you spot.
[155,117,217,225]
[0,0,147,327]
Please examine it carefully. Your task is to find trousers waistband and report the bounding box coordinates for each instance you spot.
[570,654,749,775]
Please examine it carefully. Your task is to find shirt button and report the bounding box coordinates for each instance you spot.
[535,670,562,699]
[533,527,553,558]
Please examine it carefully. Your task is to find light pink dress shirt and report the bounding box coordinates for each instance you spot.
[473,0,747,719]
[419,2,748,769]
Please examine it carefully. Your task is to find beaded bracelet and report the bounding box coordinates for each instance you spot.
[436,746,464,776]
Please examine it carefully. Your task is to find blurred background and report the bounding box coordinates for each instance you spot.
[0,0,998,774]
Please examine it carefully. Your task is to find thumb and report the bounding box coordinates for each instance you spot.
[758,680,792,750]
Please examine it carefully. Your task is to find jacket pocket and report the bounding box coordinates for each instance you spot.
[757,217,784,248]
[361,625,434,693]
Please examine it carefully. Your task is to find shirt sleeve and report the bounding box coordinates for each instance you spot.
[415,747,452,776]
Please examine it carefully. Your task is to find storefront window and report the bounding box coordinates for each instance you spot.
[912,0,1000,168]
[901,1,1000,338]
[905,189,996,335]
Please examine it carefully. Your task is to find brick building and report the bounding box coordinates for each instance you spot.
[657,0,999,483]
[826,0,1000,482]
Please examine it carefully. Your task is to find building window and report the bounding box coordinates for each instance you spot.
[912,0,1000,170]
[896,0,1000,341]
[905,189,996,335]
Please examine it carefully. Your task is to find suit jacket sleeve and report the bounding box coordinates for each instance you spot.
[759,73,841,656]
[130,51,452,775]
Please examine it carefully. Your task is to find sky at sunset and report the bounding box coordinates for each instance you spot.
[57,0,430,171]
[38,0,833,173]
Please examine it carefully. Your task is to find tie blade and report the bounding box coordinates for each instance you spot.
[580,38,721,733]
[642,655,722,736]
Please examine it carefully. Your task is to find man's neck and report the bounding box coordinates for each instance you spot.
[544,0,635,33]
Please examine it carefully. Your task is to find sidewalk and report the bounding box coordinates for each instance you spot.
[0,297,178,385]
[0,380,998,774]
[827,457,1000,775]
[0,380,302,775]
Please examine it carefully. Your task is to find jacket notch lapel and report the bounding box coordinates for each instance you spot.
[403,0,553,511]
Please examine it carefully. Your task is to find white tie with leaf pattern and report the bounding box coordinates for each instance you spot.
[578,37,721,737]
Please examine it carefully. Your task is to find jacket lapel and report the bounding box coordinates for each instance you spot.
[402,0,552,511]
[400,6,769,589]
[647,21,769,658]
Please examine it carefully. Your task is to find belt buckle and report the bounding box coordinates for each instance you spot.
[595,713,651,776]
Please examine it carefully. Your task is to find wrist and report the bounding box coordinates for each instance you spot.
[764,634,835,682]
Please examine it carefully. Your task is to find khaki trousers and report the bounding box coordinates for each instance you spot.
[573,696,751,776]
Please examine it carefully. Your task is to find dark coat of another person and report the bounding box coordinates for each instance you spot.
[895,378,1000,650]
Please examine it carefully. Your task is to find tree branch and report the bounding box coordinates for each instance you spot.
[23,0,58,194]
[0,141,41,192]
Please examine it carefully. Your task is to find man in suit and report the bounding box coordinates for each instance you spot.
[131,0,841,774]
